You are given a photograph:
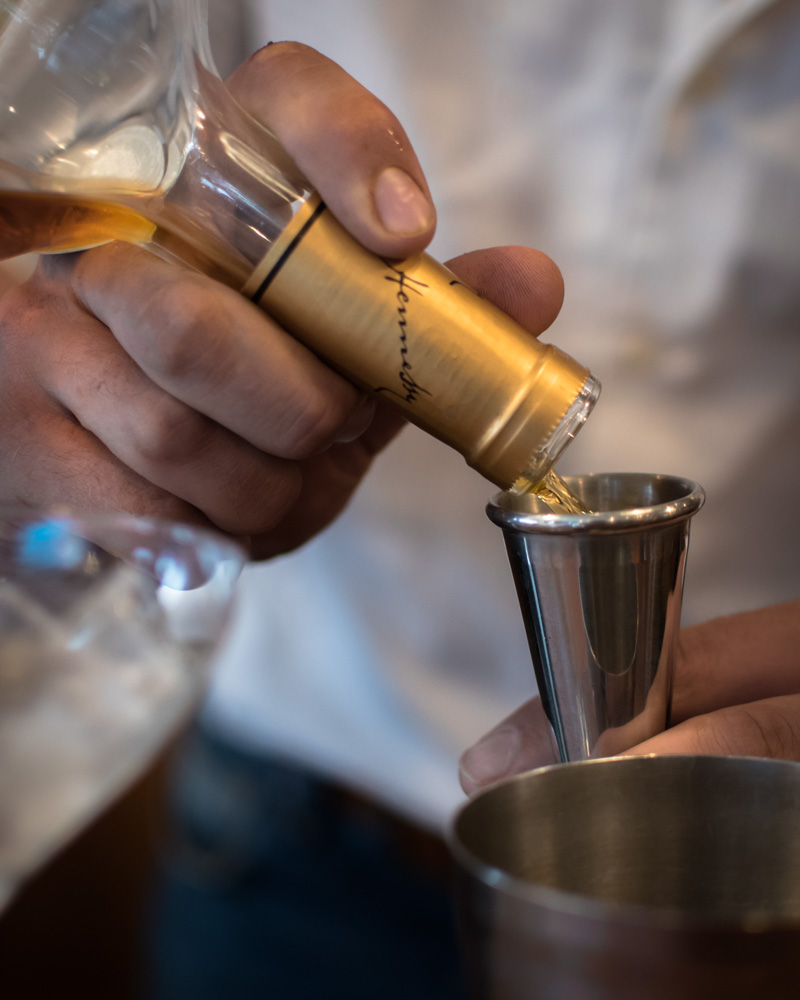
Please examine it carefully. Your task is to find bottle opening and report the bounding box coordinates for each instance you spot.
[516,372,601,489]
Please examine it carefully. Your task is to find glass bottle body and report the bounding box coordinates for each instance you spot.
[0,0,599,489]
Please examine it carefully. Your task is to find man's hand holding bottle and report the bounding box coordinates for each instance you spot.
[0,43,564,559]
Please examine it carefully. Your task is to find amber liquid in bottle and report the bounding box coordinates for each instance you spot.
[0,189,155,255]
[0,189,249,286]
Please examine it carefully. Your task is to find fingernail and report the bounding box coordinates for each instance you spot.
[459,725,521,793]
[374,167,433,236]
[334,396,376,443]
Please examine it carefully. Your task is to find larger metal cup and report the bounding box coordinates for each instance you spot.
[450,755,800,999]
[487,473,705,762]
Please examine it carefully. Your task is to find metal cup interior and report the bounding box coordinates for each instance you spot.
[488,471,705,529]
[452,754,800,922]
[450,755,800,998]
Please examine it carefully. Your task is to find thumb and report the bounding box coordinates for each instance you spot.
[458,695,560,795]
[446,245,564,336]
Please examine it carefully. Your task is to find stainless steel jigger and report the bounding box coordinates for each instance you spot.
[487,472,705,761]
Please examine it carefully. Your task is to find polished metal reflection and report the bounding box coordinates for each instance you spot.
[487,472,705,761]
[450,755,800,999]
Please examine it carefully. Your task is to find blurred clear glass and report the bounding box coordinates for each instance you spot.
[0,506,245,912]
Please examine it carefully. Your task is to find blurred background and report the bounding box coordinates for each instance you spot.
[1,0,798,997]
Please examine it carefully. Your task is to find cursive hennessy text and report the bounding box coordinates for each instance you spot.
[374,261,433,404]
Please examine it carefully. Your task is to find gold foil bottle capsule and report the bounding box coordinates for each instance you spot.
[244,195,600,489]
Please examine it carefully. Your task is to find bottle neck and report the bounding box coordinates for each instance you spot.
[145,62,314,288]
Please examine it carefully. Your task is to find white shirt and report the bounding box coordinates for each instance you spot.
[203,0,800,830]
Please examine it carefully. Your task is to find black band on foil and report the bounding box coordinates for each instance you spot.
[250,200,328,302]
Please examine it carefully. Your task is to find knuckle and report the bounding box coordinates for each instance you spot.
[311,85,407,164]
[239,41,408,153]
[133,277,229,382]
[71,242,149,294]
[739,703,800,760]
[120,486,207,529]
[131,398,209,469]
[224,462,302,534]
[693,702,800,761]
[277,387,355,458]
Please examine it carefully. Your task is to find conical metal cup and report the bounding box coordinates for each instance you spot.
[487,472,705,762]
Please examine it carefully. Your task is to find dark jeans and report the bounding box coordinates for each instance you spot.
[146,725,466,1000]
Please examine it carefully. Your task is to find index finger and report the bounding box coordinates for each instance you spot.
[671,601,800,724]
[62,245,367,459]
[226,42,436,260]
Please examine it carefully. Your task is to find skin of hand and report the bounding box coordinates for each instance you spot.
[0,43,563,560]
[458,599,800,794]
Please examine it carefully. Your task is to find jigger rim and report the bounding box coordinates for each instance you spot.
[487,471,705,534]
[449,753,800,933]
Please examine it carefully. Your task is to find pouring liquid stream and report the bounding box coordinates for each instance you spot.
[516,468,592,514]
